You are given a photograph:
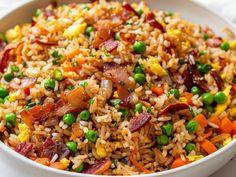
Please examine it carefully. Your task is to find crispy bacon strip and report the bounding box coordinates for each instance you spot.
[84,159,112,175]
[15,142,33,156]
[0,42,22,72]
[129,112,152,132]
[145,12,164,32]
[103,62,135,102]
[159,103,189,115]
[102,40,118,52]
[93,28,112,48]
[122,4,140,17]
[210,71,224,90]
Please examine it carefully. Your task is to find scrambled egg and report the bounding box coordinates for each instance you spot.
[17,123,30,142]
[141,56,167,77]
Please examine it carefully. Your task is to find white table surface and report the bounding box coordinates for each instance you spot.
[0,0,236,177]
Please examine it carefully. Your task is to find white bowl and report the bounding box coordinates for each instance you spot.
[0,1,236,177]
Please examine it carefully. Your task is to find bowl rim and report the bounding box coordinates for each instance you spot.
[0,0,236,177]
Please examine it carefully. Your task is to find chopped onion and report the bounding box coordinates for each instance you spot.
[101,80,113,99]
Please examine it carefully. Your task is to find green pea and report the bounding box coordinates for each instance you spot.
[156,134,169,146]
[34,9,41,17]
[5,113,16,125]
[214,92,227,104]
[71,61,78,67]
[114,32,120,41]
[161,123,173,136]
[85,26,94,36]
[11,65,19,72]
[85,130,97,143]
[186,120,198,133]
[202,93,214,105]
[203,34,209,41]
[134,103,143,113]
[63,113,76,125]
[44,79,56,90]
[191,86,200,95]
[134,73,146,85]
[169,89,180,99]
[4,73,14,82]
[89,98,94,105]
[0,87,8,98]
[134,65,144,74]
[118,109,128,119]
[136,9,143,16]
[79,110,90,121]
[185,143,196,154]
[66,141,77,153]
[133,41,146,54]
[53,69,63,81]
[74,163,84,173]
[220,41,230,51]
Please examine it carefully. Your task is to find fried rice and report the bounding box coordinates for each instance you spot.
[0,0,236,175]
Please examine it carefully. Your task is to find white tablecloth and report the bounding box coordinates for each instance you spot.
[0,1,236,177]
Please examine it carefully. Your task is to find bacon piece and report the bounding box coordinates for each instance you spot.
[54,86,89,116]
[0,42,22,73]
[119,32,137,43]
[84,159,112,175]
[206,37,222,47]
[122,4,140,17]
[145,12,164,32]
[32,38,57,46]
[20,87,89,127]
[129,112,152,132]
[20,103,55,128]
[41,138,70,160]
[210,70,224,90]
[159,103,189,115]
[93,28,112,48]
[103,62,135,102]
[102,40,118,52]
[15,142,33,156]
[183,58,209,92]
[10,77,36,89]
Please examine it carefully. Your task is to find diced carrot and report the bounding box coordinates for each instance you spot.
[209,116,221,127]
[183,92,193,105]
[16,56,22,64]
[50,162,66,170]
[203,130,213,140]
[151,85,164,96]
[200,140,217,154]
[171,157,189,169]
[70,122,84,140]
[219,117,234,134]
[194,114,208,128]
[67,48,81,60]
[128,154,151,173]
[35,158,50,166]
